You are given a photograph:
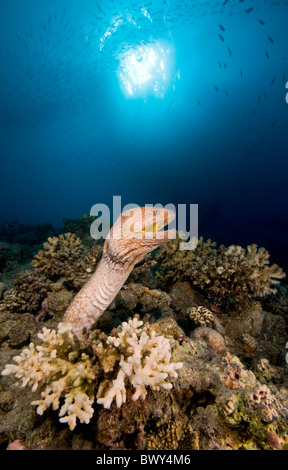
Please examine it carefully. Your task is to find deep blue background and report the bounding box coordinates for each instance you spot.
[0,0,288,269]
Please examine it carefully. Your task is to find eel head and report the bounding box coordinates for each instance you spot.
[104,206,176,268]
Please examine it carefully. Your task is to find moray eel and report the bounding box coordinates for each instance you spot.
[63,207,176,339]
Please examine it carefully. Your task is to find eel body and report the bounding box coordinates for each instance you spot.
[63,207,176,339]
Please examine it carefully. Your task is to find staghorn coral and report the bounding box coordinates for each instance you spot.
[1,315,182,430]
[96,316,183,409]
[156,235,285,308]
[188,306,215,328]
[2,269,50,314]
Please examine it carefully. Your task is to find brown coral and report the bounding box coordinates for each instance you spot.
[31,233,83,278]
[1,234,102,316]
[146,418,197,450]
[113,283,171,314]
[31,233,102,290]
[2,269,50,314]
[156,235,285,309]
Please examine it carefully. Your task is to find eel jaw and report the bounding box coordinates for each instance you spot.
[140,209,176,248]
[104,207,176,266]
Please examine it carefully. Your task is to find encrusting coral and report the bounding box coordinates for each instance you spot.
[146,418,196,450]
[1,316,182,430]
[156,235,285,308]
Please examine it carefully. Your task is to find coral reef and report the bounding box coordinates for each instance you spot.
[0,221,287,450]
[1,316,182,432]
[0,242,31,281]
[0,233,102,319]
[0,309,288,449]
[0,281,5,301]
[0,243,16,272]
[0,224,55,285]
[0,222,54,246]
[263,285,288,328]
[156,235,285,309]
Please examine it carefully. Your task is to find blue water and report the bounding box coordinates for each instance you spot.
[0,0,288,268]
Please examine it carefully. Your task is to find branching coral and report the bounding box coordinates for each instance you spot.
[2,316,182,430]
[96,316,183,409]
[156,235,285,307]
[2,323,96,431]
[156,235,217,283]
